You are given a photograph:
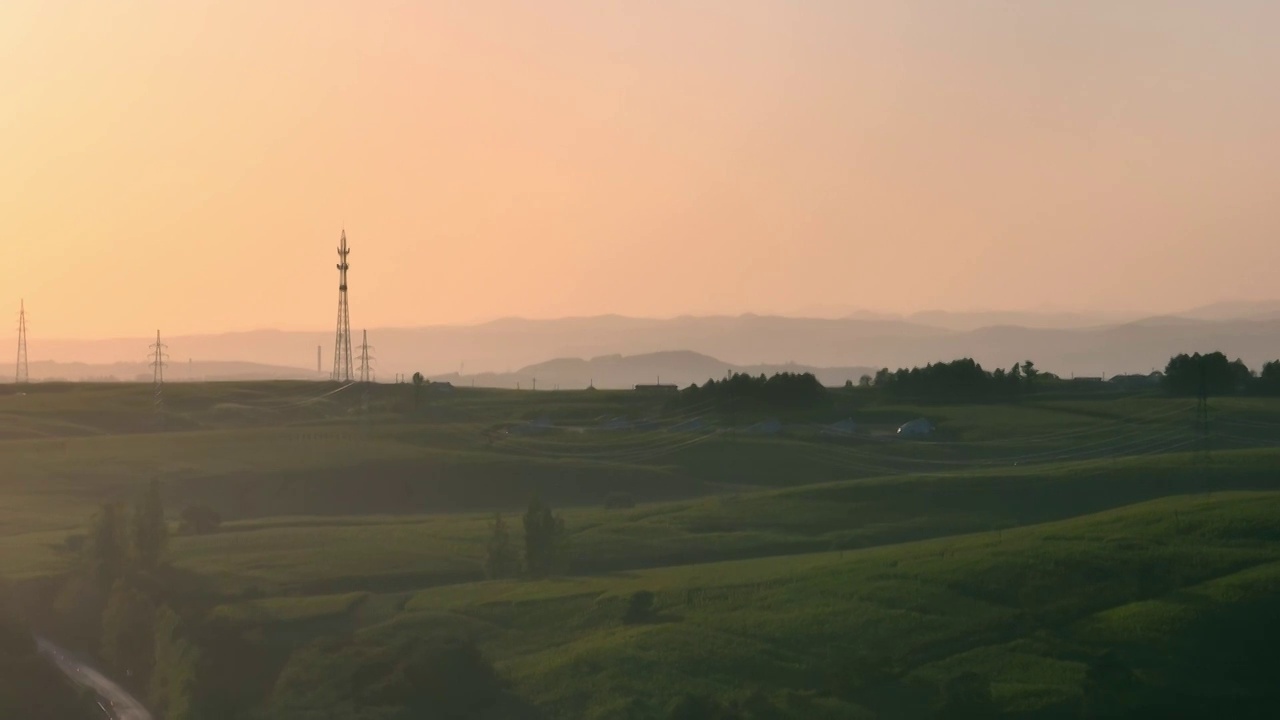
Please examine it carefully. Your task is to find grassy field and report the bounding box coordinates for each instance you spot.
[217,493,1280,718]
[3,381,1280,718]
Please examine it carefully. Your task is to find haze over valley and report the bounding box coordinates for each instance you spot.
[10,301,1280,386]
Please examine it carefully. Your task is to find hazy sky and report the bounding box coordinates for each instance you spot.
[3,0,1278,338]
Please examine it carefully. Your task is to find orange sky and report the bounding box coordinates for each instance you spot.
[2,1,1278,338]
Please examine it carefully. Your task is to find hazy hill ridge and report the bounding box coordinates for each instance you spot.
[6,302,1279,381]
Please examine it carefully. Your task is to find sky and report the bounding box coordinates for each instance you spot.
[2,0,1278,338]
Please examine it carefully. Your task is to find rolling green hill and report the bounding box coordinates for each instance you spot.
[3,382,1280,718]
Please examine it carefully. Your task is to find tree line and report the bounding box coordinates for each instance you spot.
[867,353,1280,401]
[1161,352,1280,396]
[666,354,1280,406]
[866,359,1043,402]
[676,372,830,409]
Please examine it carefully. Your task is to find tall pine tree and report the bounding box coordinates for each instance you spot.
[85,502,128,591]
[522,496,566,578]
[484,513,519,580]
[131,479,168,572]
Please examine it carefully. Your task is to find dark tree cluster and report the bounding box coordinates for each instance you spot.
[622,590,656,625]
[1163,352,1255,396]
[1257,360,1280,395]
[679,372,828,409]
[483,513,520,580]
[522,496,567,579]
[486,496,569,580]
[870,359,1042,402]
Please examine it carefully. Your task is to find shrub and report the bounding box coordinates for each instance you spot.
[623,590,656,625]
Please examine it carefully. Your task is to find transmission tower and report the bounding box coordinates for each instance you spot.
[331,230,354,382]
[357,329,375,383]
[15,300,28,384]
[150,330,169,413]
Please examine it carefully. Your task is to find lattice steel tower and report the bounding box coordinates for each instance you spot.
[331,230,354,382]
[357,329,375,383]
[150,330,169,415]
[15,300,28,384]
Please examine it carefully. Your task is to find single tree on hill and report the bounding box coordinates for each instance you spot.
[1022,360,1038,390]
[1260,360,1280,395]
[522,496,566,578]
[131,479,168,572]
[85,502,129,591]
[623,590,656,624]
[412,372,425,408]
[484,513,520,580]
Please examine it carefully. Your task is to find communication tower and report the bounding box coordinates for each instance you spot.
[331,230,354,382]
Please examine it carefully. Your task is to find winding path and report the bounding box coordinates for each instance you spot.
[36,637,152,720]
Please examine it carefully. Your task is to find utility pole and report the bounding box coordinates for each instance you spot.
[150,330,169,422]
[331,230,354,382]
[317,345,322,375]
[15,300,28,384]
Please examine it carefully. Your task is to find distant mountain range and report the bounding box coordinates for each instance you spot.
[1174,300,1280,322]
[6,300,1280,383]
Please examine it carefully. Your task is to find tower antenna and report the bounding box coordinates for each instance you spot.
[357,329,376,383]
[331,230,354,382]
[15,300,28,384]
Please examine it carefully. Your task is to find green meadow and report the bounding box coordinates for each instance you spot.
[3,380,1280,718]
